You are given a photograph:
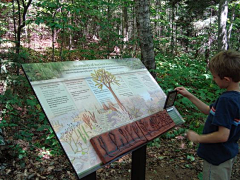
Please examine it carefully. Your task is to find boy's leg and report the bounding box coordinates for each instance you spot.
[203,157,236,180]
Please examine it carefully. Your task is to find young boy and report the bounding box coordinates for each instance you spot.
[175,50,240,180]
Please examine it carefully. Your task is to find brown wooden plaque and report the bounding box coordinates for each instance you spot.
[90,122,147,164]
[136,110,175,141]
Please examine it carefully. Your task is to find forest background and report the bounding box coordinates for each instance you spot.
[0,0,240,179]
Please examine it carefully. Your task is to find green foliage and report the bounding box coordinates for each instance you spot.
[0,69,63,159]
[189,122,204,135]
[198,172,203,180]
[163,127,186,139]
[11,144,27,160]
[153,52,225,144]
[155,53,223,125]
[0,2,11,36]
[187,154,195,162]
[91,69,120,89]
[35,0,63,29]
[43,128,63,155]
[22,62,64,81]
[148,137,161,148]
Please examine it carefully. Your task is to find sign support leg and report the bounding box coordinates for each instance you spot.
[131,145,146,180]
[81,171,96,180]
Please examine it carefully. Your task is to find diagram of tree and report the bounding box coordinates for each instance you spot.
[91,69,130,116]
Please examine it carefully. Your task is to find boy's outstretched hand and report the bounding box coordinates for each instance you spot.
[175,87,192,97]
[187,130,200,143]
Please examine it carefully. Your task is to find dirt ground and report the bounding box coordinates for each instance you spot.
[96,138,240,180]
[1,136,240,180]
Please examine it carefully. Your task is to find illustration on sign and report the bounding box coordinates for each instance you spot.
[22,58,167,177]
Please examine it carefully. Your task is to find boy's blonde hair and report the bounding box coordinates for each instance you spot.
[209,50,240,82]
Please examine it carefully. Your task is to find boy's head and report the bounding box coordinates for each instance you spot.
[209,50,240,82]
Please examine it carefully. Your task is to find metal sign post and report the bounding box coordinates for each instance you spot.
[131,145,147,180]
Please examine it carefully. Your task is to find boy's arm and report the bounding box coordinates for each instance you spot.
[175,87,210,115]
[187,126,230,143]
[187,93,210,115]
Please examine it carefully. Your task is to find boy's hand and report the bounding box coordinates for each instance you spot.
[187,130,200,143]
[175,87,192,98]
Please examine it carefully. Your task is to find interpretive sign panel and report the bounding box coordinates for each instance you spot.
[22,58,176,178]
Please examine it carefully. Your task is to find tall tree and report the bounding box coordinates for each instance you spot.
[122,1,128,42]
[14,0,32,55]
[135,0,155,77]
[227,3,236,49]
[218,0,229,51]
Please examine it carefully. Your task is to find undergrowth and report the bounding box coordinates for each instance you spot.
[152,53,224,142]
[0,50,63,165]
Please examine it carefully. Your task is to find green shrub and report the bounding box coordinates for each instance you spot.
[154,53,223,132]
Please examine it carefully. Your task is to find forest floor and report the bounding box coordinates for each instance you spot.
[1,133,240,180]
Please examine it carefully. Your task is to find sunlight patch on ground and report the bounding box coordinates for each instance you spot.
[37,148,52,160]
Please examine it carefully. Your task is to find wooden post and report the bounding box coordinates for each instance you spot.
[131,145,146,180]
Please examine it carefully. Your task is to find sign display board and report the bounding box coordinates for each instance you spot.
[22,58,183,178]
[90,110,176,164]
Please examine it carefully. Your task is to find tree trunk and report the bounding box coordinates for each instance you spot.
[175,5,178,54]
[135,0,156,77]
[68,0,74,56]
[156,0,162,37]
[170,4,175,54]
[227,4,235,49]
[107,0,111,55]
[12,0,17,42]
[108,85,126,112]
[154,0,160,37]
[52,28,55,62]
[122,3,128,49]
[51,9,58,62]
[218,0,229,51]
[205,8,213,70]
[15,0,32,55]
[132,5,137,57]
[60,19,65,61]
